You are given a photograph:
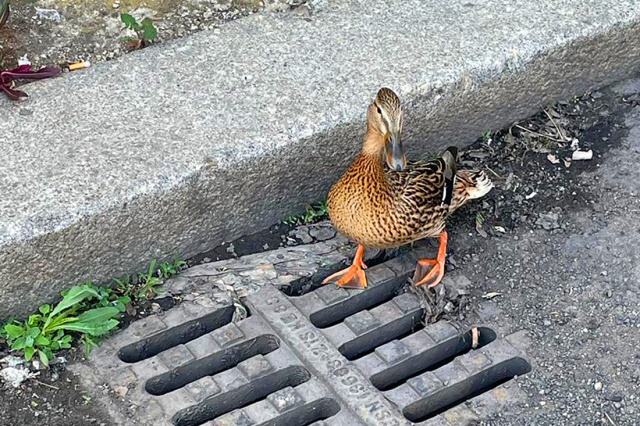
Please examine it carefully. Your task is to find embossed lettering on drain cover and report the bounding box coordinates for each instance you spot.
[73,254,532,426]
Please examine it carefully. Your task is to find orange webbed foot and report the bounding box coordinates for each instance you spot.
[321,244,368,289]
[412,230,448,288]
[412,257,445,287]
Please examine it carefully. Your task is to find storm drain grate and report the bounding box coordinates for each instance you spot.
[77,252,532,426]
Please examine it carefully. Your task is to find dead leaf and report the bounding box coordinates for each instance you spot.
[475,213,488,238]
[548,108,562,119]
[546,153,560,164]
[125,303,136,316]
[481,292,503,300]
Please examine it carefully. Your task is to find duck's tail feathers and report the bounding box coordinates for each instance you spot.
[455,169,494,200]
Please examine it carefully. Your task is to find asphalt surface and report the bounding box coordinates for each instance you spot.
[447,77,640,425]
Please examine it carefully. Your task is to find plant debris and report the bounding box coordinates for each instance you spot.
[547,153,561,164]
[0,64,61,100]
[481,292,503,300]
[0,0,9,30]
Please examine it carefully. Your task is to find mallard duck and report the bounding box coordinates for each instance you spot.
[322,88,493,289]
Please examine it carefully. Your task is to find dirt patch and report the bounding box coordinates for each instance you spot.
[188,223,294,265]
[441,87,631,259]
[0,349,113,426]
[0,0,305,69]
[438,83,640,424]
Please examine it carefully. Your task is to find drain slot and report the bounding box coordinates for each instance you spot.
[283,249,392,297]
[339,310,424,360]
[146,335,280,395]
[403,357,532,422]
[256,398,340,426]
[118,305,236,363]
[172,365,312,426]
[370,327,497,391]
[310,275,408,328]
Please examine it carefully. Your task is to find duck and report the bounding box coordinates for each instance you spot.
[322,87,493,289]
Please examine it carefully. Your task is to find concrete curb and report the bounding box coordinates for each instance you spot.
[1,0,640,318]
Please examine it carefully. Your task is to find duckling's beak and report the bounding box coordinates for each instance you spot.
[385,132,406,171]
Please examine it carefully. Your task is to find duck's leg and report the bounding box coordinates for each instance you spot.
[321,244,368,288]
[413,230,448,287]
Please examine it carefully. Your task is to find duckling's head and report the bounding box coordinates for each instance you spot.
[366,87,406,171]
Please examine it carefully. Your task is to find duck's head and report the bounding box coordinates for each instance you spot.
[366,87,405,171]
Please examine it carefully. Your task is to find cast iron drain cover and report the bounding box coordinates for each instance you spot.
[75,255,532,426]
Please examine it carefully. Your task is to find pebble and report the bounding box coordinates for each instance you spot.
[605,394,623,402]
[444,301,455,313]
[594,382,603,391]
[536,212,560,230]
[309,226,336,241]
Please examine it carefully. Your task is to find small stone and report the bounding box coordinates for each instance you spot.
[309,226,336,241]
[535,212,560,230]
[605,394,623,402]
[291,226,313,244]
[543,319,552,326]
[267,387,304,412]
[113,385,128,398]
[594,381,603,391]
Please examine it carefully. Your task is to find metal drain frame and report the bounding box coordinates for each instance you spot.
[76,253,532,426]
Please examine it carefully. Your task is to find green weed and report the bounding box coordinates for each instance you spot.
[120,13,158,49]
[283,199,328,225]
[1,283,120,366]
[0,257,186,366]
[0,0,9,30]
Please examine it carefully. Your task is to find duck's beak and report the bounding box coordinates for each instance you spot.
[385,131,406,171]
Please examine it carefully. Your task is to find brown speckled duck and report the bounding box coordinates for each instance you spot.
[322,88,493,289]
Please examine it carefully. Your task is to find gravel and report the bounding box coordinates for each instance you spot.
[0,0,308,69]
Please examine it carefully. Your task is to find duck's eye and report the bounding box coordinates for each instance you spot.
[376,106,382,114]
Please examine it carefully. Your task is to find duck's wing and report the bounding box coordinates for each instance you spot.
[386,146,458,209]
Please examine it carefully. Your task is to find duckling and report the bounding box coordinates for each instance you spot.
[322,88,493,289]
